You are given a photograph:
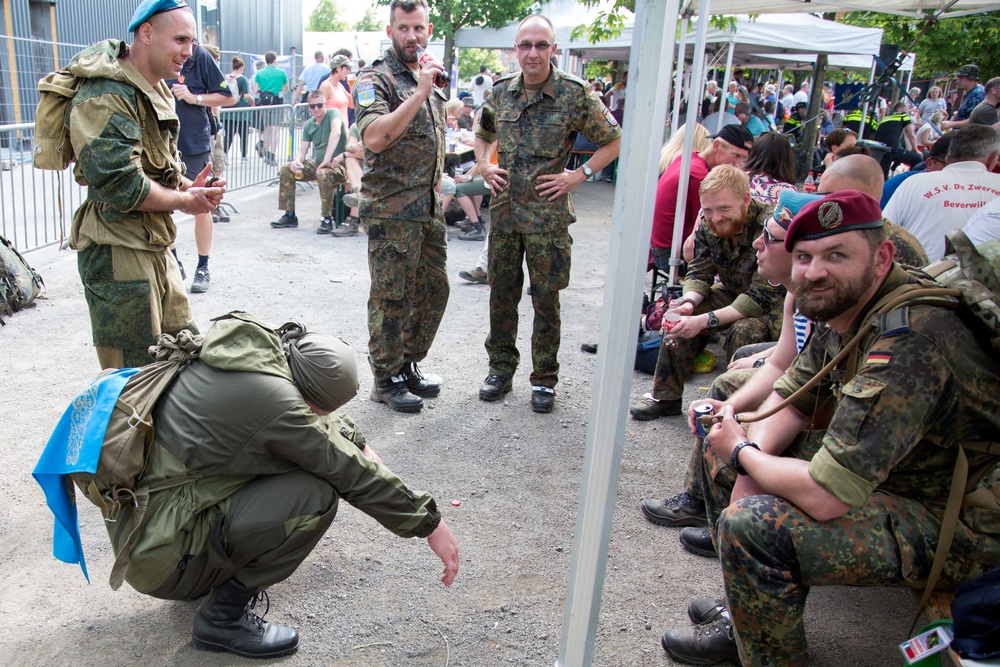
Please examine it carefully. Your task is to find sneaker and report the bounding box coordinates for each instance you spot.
[640,492,708,527]
[255,140,264,158]
[630,397,682,421]
[271,211,298,229]
[214,207,231,223]
[458,224,486,241]
[331,216,360,237]
[458,267,488,284]
[661,607,739,665]
[343,190,360,209]
[316,218,333,234]
[191,266,211,294]
[176,258,186,281]
[458,217,476,233]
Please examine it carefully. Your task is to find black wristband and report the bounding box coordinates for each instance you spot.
[729,441,760,476]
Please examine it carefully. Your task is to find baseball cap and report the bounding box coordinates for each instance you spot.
[709,124,754,150]
[329,54,352,69]
[784,190,883,252]
[955,64,980,80]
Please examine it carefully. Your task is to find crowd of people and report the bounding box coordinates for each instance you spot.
[45,0,1000,663]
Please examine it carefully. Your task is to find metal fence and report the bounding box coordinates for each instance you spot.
[0,102,322,253]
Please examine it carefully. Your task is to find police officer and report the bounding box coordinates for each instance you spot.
[353,0,448,413]
[475,14,621,413]
[661,190,1000,666]
[69,0,224,369]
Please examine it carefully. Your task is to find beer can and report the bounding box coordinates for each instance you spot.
[694,403,714,438]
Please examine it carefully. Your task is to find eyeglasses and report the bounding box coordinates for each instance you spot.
[516,41,552,52]
[308,103,324,109]
[762,225,785,249]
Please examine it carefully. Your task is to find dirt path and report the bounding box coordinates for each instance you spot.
[1,181,916,666]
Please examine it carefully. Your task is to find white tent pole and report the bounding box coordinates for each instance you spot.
[671,15,690,137]
[906,68,913,95]
[668,0,711,287]
[718,37,736,133]
[859,59,876,142]
[555,1,679,662]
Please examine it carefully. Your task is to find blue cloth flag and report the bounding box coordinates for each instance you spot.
[32,368,140,582]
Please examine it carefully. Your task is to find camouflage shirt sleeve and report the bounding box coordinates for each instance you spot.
[577,89,622,146]
[732,268,786,318]
[681,223,716,299]
[475,91,498,144]
[353,69,391,140]
[69,88,150,212]
[808,325,955,508]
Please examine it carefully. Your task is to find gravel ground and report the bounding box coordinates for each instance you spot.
[1,180,920,666]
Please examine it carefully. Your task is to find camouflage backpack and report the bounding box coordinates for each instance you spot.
[34,68,83,171]
[0,233,44,324]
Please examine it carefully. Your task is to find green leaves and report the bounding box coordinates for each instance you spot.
[307,0,349,32]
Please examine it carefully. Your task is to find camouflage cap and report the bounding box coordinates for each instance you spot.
[784,190,883,251]
[955,64,980,80]
[329,54,352,69]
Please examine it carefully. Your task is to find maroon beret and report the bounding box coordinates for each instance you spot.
[784,190,883,252]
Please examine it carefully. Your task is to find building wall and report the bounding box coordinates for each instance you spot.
[218,0,302,58]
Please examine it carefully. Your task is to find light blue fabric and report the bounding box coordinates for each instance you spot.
[32,368,140,582]
[128,0,188,32]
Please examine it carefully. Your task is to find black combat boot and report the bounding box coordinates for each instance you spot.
[192,579,299,658]
[370,371,424,413]
[400,362,442,398]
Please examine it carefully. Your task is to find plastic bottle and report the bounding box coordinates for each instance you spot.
[803,171,817,193]
[416,46,450,88]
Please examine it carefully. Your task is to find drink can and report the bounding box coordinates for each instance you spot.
[694,403,714,438]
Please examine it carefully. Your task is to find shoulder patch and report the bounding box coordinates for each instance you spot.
[356,81,376,108]
[219,80,229,89]
[865,351,892,366]
[880,307,911,337]
[602,105,619,126]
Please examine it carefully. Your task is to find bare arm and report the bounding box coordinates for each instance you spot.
[426,519,459,586]
[535,137,622,201]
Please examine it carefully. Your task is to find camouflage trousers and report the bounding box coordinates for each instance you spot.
[700,430,995,667]
[486,227,572,388]
[144,470,337,599]
[651,288,783,401]
[277,160,347,217]
[77,243,197,369]
[366,216,449,376]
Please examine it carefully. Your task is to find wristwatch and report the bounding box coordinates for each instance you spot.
[706,311,719,328]
[582,163,593,178]
[729,441,760,476]
[196,94,203,105]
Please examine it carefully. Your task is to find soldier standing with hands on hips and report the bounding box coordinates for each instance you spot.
[475,14,621,413]
[353,0,449,414]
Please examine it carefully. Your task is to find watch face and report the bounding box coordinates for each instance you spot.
[583,165,593,176]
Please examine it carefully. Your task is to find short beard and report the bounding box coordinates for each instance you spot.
[793,263,875,322]
[392,37,417,64]
[705,212,747,239]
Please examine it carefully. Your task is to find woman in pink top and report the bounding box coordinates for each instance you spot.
[320,54,353,123]
[743,133,796,205]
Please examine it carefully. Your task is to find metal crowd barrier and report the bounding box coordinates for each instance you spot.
[0,102,318,253]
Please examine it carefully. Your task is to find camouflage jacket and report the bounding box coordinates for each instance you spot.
[67,40,185,252]
[476,68,621,234]
[353,49,446,222]
[775,264,1000,565]
[683,199,786,319]
[120,318,441,593]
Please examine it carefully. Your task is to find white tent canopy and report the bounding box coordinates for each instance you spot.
[681,0,1000,17]
[746,51,916,71]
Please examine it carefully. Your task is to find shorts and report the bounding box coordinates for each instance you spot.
[183,151,212,181]
[441,175,456,196]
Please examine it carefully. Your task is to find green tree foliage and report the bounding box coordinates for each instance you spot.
[354,7,383,32]
[458,48,502,84]
[308,0,349,32]
[377,0,536,88]
[840,12,1000,79]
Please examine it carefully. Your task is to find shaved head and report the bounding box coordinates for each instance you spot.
[818,154,884,200]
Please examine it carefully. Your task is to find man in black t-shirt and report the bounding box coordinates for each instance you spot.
[873,100,921,177]
[167,43,234,293]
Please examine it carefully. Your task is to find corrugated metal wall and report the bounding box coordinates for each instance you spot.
[218,0,301,57]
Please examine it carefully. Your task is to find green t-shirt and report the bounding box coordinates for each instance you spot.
[303,109,346,160]
[255,65,288,97]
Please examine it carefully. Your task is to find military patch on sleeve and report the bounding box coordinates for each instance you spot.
[219,80,229,89]
[865,351,892,365]
[356,81,376,107]
[602,105,619,126]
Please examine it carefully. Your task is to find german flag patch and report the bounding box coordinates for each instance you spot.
[866,352,892,365]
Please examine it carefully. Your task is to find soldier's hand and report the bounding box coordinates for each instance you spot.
[536,168,586,201]
[687,398,725,437]
[706,405,747,462]
[667,313,708,340]
[481,163,508,195]
[191,162,215,187]
[427,519,459,586]
[170,83,192,103]
[416,65,441,98]
[180,189,220,215]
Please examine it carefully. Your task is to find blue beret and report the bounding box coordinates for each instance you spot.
[773,190,822,230]
[128,0,189,33]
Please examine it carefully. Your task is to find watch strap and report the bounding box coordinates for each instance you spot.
[729,441,760,476]
[582,163,593,177]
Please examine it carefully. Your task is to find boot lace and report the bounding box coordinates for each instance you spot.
[244,590,271,636]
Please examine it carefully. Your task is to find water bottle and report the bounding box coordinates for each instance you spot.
[416,46,450,88]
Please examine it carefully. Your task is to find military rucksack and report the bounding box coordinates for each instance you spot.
[0,233,44,325]
[33,68,83,171]
[71,330,203,590]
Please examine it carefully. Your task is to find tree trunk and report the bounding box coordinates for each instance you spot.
[443,31,455,101]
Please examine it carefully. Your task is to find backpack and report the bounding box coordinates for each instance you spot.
[0,233,44,325]
[71,330,203,589]
[34,68,83,170]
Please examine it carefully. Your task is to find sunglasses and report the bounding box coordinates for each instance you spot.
[763,225,785,249]
[516,41,552,52]
[308,103,324,109]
